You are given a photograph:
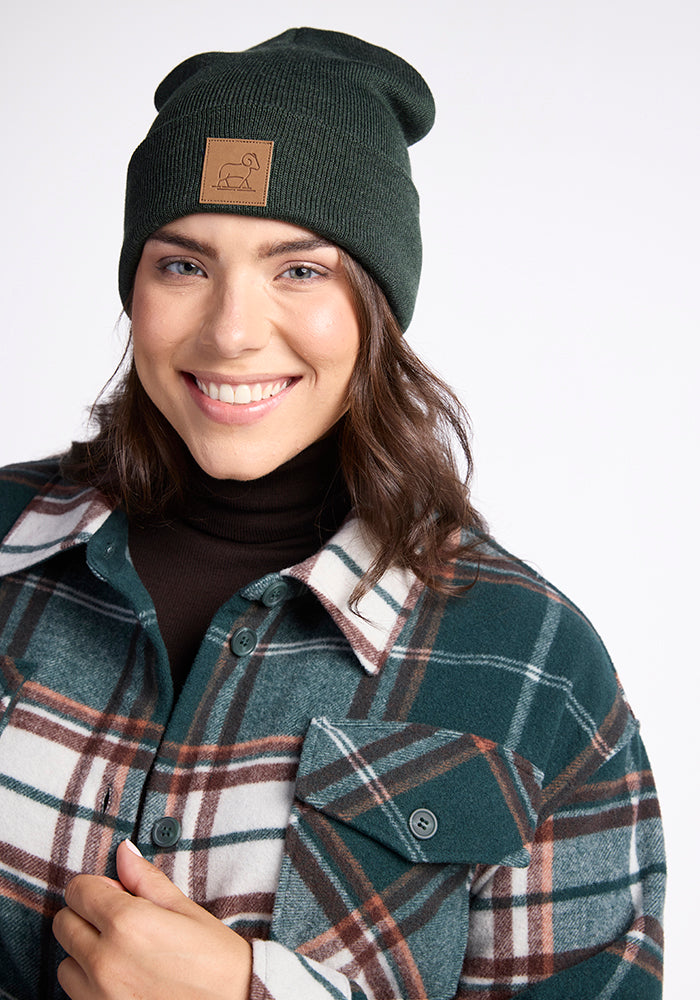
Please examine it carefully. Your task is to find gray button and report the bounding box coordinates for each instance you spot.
[261,580,290,607]
[408,808,438,840]
[230,626,258,657]
[151,816,181,848]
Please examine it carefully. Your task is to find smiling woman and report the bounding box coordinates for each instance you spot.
[131,215,360,481]
[0,26,664,1000]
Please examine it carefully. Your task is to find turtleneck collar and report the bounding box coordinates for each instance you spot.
[127,426,352,693]
[179,429,351,546]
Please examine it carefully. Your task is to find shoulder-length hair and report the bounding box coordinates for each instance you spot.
[62,250,485,600]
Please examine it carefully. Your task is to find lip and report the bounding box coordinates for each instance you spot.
[183,372,300,426]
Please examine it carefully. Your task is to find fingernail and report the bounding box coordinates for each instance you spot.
[123,838,143,857]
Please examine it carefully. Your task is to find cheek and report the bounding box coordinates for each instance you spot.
[302,304,360,374]
[131,298,180,365]
[332,325,361,379]
[130,318,178,401]
[131,326,163,380]
[130,290,159,359]
[130,272,193,352]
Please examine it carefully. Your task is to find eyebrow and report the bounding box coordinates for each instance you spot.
[258,238,336,259]
[146,230,335,261]
[147,230,218,258]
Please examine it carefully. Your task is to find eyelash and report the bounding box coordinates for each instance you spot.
[161,259,205,277]
[280,264,328,281]
[156,258,330,282]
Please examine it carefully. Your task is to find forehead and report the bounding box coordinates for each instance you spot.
[148,213,335,253]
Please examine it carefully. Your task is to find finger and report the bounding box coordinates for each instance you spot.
[56,955,92,1000]
[63,873,126,933]
[52,905,99,960]
[115,839,194,916]
[97,874,124,891]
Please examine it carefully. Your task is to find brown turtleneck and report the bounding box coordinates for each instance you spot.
[128,434,351,694]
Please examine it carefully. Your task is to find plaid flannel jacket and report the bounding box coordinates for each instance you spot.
[0,459,665,1000]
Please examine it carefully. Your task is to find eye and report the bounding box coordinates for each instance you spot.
[280,264,326,281]
[162,259,205,277]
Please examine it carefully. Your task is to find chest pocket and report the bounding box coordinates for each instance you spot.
[271,716,543,1000]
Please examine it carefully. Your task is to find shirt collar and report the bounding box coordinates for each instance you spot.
[0,481,422,676]
[0,480,111,575]
[284,518,423,675]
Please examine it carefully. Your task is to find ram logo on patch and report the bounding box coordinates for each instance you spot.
[200,138,274,207]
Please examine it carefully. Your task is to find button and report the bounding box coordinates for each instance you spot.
[151,816,181,848]
[408,808,438,840]
[261,580,290,607]
[230,626,258,657]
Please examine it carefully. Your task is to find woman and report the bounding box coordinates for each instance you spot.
[0,27,664,1000]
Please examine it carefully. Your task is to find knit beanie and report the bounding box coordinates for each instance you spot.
[118,27,435,330]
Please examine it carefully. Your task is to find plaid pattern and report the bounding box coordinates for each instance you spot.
[0,459,665,1000]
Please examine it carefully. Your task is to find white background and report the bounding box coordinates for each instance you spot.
[2,1,697,994]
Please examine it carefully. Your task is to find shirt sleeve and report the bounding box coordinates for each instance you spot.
[250,939,354,999]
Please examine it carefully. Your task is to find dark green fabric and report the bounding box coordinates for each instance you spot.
[119,27,435,330]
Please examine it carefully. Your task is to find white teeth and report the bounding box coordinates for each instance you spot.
[234,384,252,404]
[195,377,290,405]
[265,381,283,399]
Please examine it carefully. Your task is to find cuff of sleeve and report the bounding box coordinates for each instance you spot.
[250,939,354,1000]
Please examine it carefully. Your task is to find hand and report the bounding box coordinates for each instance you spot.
[52,839,253,1000]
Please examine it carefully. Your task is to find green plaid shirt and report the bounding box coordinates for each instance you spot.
[0,459,665,1000]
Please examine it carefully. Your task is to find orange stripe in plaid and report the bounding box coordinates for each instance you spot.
[22,680,163,742]
[292,809,428,998]
[528,814,555,980]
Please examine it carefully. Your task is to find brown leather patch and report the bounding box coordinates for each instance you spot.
[199,138,274,207]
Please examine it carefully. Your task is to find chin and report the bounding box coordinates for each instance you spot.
[188,446,296,482]
[193,459,267,482]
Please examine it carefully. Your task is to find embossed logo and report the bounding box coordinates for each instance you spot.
[199,138,274,207]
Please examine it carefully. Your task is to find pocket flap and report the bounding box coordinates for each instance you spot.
[295,717,543,866]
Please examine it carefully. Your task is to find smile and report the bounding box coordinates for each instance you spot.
[194,377,293,405]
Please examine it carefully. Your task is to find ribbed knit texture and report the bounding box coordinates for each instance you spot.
[119,28,435,329]
[128,434,350,693]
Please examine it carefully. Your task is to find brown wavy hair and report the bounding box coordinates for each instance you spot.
[62,251,485,599]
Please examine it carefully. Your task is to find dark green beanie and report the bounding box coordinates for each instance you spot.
[118,27,435,330]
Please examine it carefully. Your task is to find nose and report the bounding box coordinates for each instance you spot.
[198,278,271,357]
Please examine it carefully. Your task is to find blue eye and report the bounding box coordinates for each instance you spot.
[164,260,204,276]
[282,265,322,280]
